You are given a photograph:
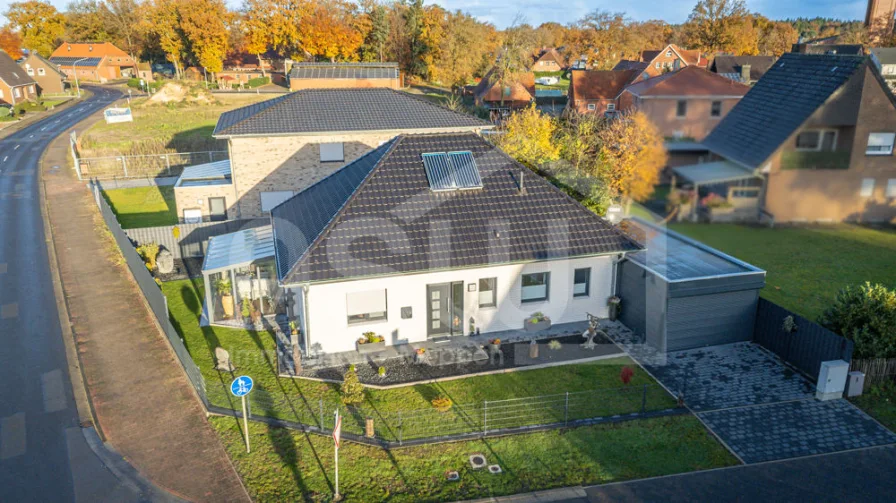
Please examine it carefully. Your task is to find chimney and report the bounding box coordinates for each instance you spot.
[519,170,527,195]
[740,64,751,83]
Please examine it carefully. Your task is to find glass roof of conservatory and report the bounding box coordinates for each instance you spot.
[202,226,275,273]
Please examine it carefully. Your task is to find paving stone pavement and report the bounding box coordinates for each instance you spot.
[698,399,896,464]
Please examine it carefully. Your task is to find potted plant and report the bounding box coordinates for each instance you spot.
[415,347,427,363]
[241,297,251,321]
[378,366,386,377]
[607,296,621,321]
[289,321,299,336]
[525,312,551,332]
[488,338,501,354]
[216,278,233,318]
[356,331,386,354]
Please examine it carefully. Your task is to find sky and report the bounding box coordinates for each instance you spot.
[31,0,869,29]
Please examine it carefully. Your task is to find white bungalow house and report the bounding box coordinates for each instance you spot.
[202,132,641,354]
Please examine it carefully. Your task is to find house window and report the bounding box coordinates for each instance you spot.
[866,133,895,155]
[573,268,590,297]
[13,88,21,98]
[521,272,550,303]
[887,179,896,198]
[711,101,722,117]
[319,142,344,162]
[676,100,687,118]
[587,103,596,111]
[606,103,616,112]
[38,68,45,76]
[860,178,875,197]
[260,191,294,212]
[0,89,3,98]
[665,50,672,57]
[796,130,837,151]
[655,62,660,69]
[478,278,496,308]
[29,85,34,94]
[346,289,387,324]
[26,68,34,76]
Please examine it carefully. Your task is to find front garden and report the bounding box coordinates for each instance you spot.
[102,185,178,228]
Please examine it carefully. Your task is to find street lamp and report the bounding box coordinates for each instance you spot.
[72,57,89,99]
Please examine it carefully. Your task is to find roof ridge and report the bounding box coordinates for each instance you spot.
[387,88,490,124]
[213,92,293,136]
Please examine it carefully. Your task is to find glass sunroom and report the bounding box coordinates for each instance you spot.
[201,226,282,326]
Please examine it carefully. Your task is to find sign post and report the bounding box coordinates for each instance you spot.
[230,376,254,453]
[333,410,342,501]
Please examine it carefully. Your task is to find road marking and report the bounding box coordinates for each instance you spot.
[41,370,67,413]
[13,145,19,150]
[2,156,6,163]
[1,303,18,319]
[0,413,26,460]
[40,126,46,131]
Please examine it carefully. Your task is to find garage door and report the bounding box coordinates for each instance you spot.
[666,290,758,351]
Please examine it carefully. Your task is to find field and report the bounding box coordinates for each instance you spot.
[102,186,178,228]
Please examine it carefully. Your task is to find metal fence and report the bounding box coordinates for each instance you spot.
[851,358,896,390]
[91,183,209,406]
[125,219,269,259]
[753,298,854,381]
[76,150,228,181]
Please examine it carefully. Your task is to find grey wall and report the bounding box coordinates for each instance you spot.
[666,290,759,351]
[617,260,646,338]
[125,218,268,259]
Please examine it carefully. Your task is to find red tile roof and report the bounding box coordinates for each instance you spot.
[474,68,536,103]
[624,66,751,97]
[640,44,707,68]
[569,69,640,102]
[51,42,130,60]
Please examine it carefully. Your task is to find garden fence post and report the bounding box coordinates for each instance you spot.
[398,411,403,446]
[641,385,647,413]
[209,151,214,163]
[319,399,324,429]
[165,154,171,175]
[564,392,569,426]
[121,157,128,178]
[483,400,488,435]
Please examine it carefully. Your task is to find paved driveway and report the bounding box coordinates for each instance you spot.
[604,322,896,464]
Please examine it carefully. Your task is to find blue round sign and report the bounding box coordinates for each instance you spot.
[230,376,254,397]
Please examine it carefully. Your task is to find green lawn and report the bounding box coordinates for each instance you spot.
[534,71,570,91]
[851,383,896,431]
[669,223,896,321]
[102,186,178,228]
[164,279,676,441]
[212,414,736,502]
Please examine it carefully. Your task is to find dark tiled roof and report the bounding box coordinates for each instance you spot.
[0,51,36,87]
[289,62,399,80]
[710,55,777,81]
[703,53,866,169]
[213,88,490,137]
[49,56,103,67]
[613,60,648,72]
[272,133,641,284]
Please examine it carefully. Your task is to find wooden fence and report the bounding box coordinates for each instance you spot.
[125,218,268,259]
[851,359,896,389]
[752,298,853,381]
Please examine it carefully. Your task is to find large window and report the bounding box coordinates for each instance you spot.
[521,272,550,303]
[796,130,837,152]
[710,101,722,117]
[860,178,875,198]
[346,289,387,324]
[478,278,496,308]
[676,100,687,118]
[260,191,294,213]
[320,142,344,162]
[866,133,895,156]
[573,268,591,297]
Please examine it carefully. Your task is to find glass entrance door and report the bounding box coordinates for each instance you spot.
[426,281,464,338]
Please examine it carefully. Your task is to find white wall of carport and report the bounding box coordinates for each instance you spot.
[294,255,617,354]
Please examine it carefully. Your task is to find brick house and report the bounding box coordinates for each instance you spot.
[677,53,896,223]
[194,88,493,221]
[614,44,708,83]
[566,69,639,115]
[0,51,37,106]
[287,62,402,91]
[49,42,136,82]
[620,66,751,141]
[19,52,67,95]
[532,48,565,72]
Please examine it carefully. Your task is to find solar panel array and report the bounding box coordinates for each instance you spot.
[49,57,103,67]
[289,63,399,80]
[422,151,483,191]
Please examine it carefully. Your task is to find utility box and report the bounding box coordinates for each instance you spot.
[816,360,849,401]
[846,371,865,397]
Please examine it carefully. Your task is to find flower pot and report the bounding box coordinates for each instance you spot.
[525,319,551,332]
[357,340,386,354]
[608,302,619,321]
[489,343,500,354]
[220,293,234,318]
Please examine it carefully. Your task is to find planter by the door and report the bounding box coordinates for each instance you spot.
[488,343,500,354]
[357,341,386,354]
[221,294,234,318]
[608,302,620,321]
[525,319,551,332]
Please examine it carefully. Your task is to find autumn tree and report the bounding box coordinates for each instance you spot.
[756,18,798,56]
[0,26,24,59]
[179,0,231,74]
[267,0,306,59]
[494,104,561,169]
[359,1,389,62]
[5,1,66,56]
[492,15,534,106]
[403,0,428,77]
[65,1,112,44]
[101,0,145,61]
[432,10,497,88]
[145,0,187,78]
[595,111,667,209]
[684,0,750,53]
[242,0,270,73]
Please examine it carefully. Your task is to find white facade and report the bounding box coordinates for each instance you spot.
[290,254,619,354]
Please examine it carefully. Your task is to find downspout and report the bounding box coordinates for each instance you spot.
[301,283,311,355]
[227,139,242,219]
[611,253,625,297]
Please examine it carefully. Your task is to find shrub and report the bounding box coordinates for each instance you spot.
[136,242,160,270]
[246,76,270,88]
[241,298,251,319]
[340,368,365,405]
[378,366,386,376]
[0,107,10,118]
[126,77,141,88]
[700,193,731,209]
[548,340,562,351]
[431,395,453,412]
[820,282,896,359]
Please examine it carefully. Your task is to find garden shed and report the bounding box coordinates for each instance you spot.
[615,218,766,352]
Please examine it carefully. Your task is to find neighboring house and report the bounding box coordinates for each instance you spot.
[49,42,136,82]
[206,88,493,220]
[532,48,565,72]
[244,132,640,353]
[473,68,536,113]
[19,52,66,95]
[871,47,896,91]
[0,51,37,106]
[287,62,402,91]
[620,66,751,142]
[616,44,708,83]
[217,67,266,88]
[681,53,896,224]
[184,67,204,82]
[135,62,154,83]
[566,69,639,115]
[710,55,777,84]
[791,39,865,56]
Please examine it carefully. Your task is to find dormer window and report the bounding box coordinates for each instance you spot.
[666,50,672,57]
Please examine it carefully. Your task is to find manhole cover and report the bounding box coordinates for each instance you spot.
[469,454,487,469]
[488,465,502,474]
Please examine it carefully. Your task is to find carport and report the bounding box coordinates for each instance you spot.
[616,218,766,352]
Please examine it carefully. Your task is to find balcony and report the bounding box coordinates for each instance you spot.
[780,150,851,170]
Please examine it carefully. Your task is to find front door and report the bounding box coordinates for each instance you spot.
[209,197,227,222]
[427,282,464,338]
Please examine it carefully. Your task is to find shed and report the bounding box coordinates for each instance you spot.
[615,218,766,352]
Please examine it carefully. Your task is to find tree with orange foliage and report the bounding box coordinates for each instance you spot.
[5,1,66,57]
[0,27,24,60]
[300,0,367,62]
[179,0,231,74]
[242,0,270,75]
[596,111,667,209]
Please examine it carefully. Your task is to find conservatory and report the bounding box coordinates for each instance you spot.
[201,225,283,326]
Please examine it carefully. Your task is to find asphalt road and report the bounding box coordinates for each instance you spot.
[0,87,154,502]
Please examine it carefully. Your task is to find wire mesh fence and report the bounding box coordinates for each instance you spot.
[76,150,228,180]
